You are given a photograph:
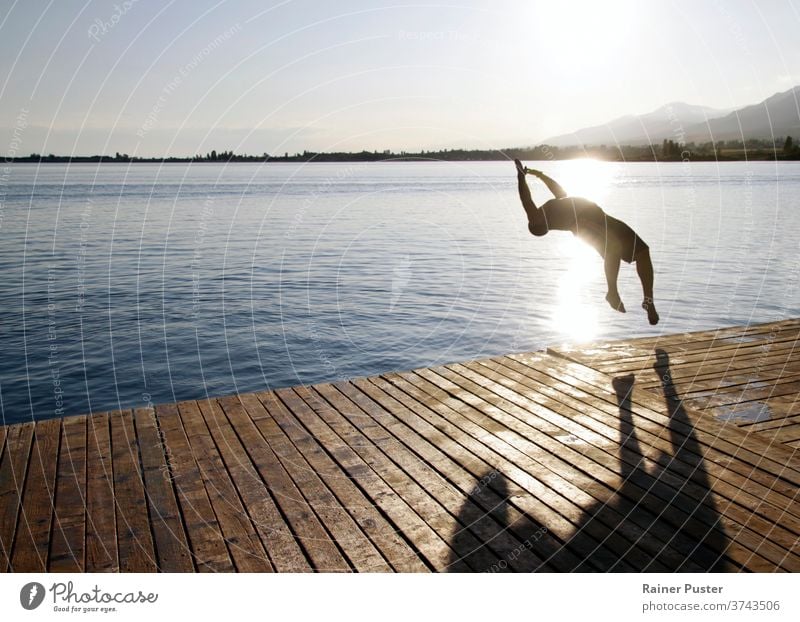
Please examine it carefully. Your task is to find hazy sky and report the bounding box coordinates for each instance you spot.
[1,0,799,156]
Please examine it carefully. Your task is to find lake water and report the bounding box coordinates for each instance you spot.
[1,160,799,424]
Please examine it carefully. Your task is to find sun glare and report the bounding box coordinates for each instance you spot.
[533,1,638,70]
[550,236,600,342]
[556,158,614,202]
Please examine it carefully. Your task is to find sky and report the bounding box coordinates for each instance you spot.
[1,0,799,157]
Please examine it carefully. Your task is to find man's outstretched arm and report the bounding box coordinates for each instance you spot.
[514,159,537,218]
[527,169,568,199]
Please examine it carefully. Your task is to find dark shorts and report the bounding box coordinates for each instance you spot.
[577,213,648,263]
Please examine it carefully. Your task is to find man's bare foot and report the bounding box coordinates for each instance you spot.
[642,298,659,325]
[514,158,526,175]
[605,292,626,313]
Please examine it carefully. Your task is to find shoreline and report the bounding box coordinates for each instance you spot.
[5,150,800,165]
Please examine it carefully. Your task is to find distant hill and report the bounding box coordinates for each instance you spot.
[543,86,800,147]
[683,86,800,143]
[543,102,730,147]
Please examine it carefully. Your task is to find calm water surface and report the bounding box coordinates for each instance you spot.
[1,160,799,424]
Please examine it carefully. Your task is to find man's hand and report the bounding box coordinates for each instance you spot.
[526,168,543,177]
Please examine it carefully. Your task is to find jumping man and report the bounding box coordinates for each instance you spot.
[514,159,659,325]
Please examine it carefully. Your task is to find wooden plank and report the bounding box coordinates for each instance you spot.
[134,407,193,572]
[637,359,800,391]
[688,380,800,410]
[743,413,800,433]
[215,394,350,572]
[754,423,800,446]
[552,319,800,361]
[590,328,800,361]
[49,416,88,572]
[669,327,800,355]
[547,327,781,365]
[276,386,466,572]
[252,391,428,572]
[644,335,800,367]
[707,395,799,429]
[10,418,60,571]
[632,355,800,390]
[0,422,34,572]
[110,410,157,572]
[644,365,800,399]
[85,413,119,572]
[583,339,800,375]
[171,401,268,572]
[552,339,800,379]
[653,388,800,420]
[194,398,311,572]
[236,392,391,572]
[603,340,799,373]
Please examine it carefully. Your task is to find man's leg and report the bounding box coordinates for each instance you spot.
[635,248,659,325]
[604,253,625,312]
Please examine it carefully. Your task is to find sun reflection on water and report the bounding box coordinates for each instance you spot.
[550,236,600,342]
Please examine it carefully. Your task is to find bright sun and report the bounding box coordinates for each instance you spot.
[533,1,639,71]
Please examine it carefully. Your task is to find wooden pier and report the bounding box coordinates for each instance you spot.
[1,319,799,572]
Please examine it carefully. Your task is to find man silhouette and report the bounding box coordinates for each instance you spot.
[515,159,659,324]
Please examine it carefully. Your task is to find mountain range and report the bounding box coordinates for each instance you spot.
[542,86,800,147]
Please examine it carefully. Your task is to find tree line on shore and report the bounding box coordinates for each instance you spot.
[9,137,800,163]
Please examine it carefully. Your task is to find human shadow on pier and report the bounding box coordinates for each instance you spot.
[448,349,733,571]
